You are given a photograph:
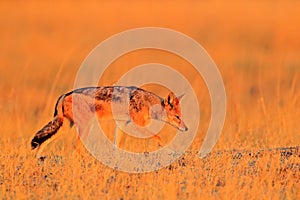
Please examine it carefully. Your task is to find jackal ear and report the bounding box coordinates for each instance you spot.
[165,92,176,105]
[177,94,185,101]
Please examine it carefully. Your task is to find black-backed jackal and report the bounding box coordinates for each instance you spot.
[31,86,188,157]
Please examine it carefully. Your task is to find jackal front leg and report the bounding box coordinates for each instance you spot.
[113,120,131,149]
[116,120,167,147]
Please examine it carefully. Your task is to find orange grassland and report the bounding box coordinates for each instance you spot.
[0,1,299,199]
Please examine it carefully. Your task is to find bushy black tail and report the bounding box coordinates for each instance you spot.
[31,94,65,150]
[31,116,64,150]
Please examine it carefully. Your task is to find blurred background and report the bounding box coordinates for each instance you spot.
[0,1,299,151]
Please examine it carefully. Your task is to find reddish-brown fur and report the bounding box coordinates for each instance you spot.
[31,86,188,157]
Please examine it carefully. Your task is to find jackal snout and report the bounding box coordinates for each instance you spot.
[164,92,188,132]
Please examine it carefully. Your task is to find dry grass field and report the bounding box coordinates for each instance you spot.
[0,1,300,199]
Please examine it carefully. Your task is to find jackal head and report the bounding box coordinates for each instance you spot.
[163,92,188,132]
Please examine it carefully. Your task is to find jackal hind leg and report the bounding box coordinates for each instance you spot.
[73,118,93,153]
[74,125,89,153]
[113,126,118,149]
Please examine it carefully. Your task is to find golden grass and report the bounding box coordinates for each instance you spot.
[0,1,299,199]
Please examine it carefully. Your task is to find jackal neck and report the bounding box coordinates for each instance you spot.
[149,102,166,121]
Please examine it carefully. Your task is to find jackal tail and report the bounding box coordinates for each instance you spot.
[31,94,65,150]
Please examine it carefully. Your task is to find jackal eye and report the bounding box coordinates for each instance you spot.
[175,115,180,120]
